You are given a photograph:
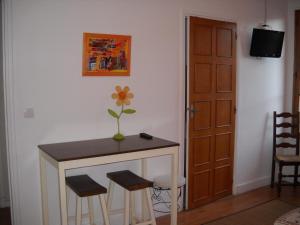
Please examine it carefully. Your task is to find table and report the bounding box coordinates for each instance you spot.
[38,135,179,225]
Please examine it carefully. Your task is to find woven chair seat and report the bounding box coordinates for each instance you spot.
[276,155,300,162]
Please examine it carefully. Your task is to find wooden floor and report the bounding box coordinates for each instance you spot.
[157,186,300,225]
[1,186,299,225]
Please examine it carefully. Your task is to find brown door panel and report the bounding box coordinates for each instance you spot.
[189,170,214,208]
[188,16,236,209]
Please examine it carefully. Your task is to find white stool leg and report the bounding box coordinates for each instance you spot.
[99,195,111,225]
[87,197,94,225]
[145,188,156,225]
[66,186,71,223]
[142,189,149,220]
[76,196,82,225]
[124,190,130,225]
[130,192,136,225]
[107,181,115,212]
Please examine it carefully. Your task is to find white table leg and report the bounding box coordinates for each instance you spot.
[40,152,49,225]
[58,165,68,225]
[141,158,148,220]
[170,148,178,225]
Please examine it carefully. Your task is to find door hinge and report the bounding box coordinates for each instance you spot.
[235,32,237,40]
[234,106,237,114]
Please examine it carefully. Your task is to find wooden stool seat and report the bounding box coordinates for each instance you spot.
[107,170,153,191]
[66,175,107,197]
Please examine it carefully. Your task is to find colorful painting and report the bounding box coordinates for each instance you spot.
[82,33,131,76]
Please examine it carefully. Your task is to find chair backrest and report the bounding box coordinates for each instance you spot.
[273,111,299,157]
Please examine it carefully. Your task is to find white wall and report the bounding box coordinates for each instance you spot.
[0,0,10,208]
[5,0,287,224]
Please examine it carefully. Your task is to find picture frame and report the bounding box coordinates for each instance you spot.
[82,33,131,76]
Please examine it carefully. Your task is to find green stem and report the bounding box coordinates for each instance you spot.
[117,117,120,134]
[116,105,124,134]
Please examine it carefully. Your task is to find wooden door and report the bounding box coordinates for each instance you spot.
[188,17,236,209]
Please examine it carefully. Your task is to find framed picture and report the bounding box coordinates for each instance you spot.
[82,33,131,76]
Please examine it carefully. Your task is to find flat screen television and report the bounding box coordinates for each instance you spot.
[250,28,284,58]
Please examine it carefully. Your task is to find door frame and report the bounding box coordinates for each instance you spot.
[292,10,300,115]
[2,0,22,224]
[181,13,239,209]
[287,3,300,112]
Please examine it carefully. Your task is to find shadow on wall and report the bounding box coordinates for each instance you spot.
[239,24,253,58]
[259,112,273,177]
[0,0,10,209]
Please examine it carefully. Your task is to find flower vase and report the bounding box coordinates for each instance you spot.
[108,86,136,142]
[113,133,125,141]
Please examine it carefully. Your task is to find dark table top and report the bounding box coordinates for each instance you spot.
[38,135,179,162]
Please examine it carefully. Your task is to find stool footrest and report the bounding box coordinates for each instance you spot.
[136,220,154,225]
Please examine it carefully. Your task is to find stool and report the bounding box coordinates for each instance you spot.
[152,175,185,213]
[106,170,156,225]
[66,175,110,225]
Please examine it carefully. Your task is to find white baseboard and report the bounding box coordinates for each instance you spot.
[233,176,270,195]
[0,197,10,208]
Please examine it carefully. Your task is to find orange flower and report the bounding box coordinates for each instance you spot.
[111,85,134,106]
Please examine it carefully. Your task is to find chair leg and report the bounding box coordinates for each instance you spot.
[278,164,283,197]
[99,195,111,225]
[294,165,299,187]
[76,196,82,225]
[145,188,157,225]
[87,197,95,225]
[130,192,136,225]
[271,158,275,188]
[124,190,130,225]
[107,181,115,212]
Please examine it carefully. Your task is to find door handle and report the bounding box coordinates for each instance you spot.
[187,104,198,118]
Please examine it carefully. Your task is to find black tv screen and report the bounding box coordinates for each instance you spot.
[250,28,284,58]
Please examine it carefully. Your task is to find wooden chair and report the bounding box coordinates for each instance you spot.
[271,111,300,195]
[106,170,156,225]
[66,175,110,225]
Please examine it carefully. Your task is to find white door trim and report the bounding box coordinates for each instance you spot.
[2,0,22,224]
